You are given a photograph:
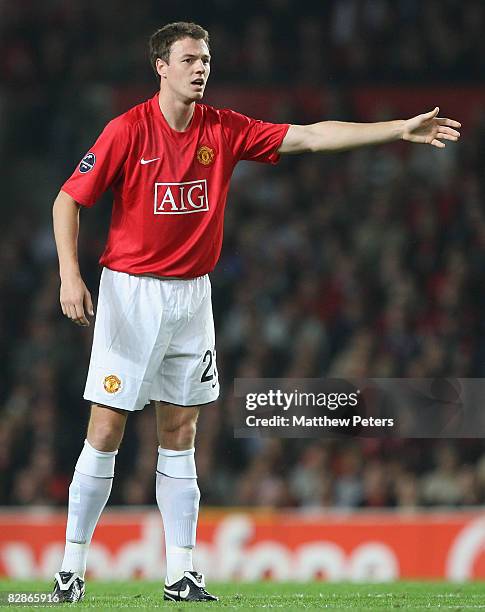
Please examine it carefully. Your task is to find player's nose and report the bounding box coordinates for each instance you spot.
[194,60,206,74]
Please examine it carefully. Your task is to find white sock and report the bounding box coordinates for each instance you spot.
[61,440,117,578]
[156,447,200,585]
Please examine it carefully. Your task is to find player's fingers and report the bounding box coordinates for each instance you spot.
[60,302,67,316]
[437,133,458,142]
[66,304,77,322]
[84,291,95,317]
[74,316,89,327]
[437,126,460,137]
[431,139,446,148]
[74,302,90,327]
[423,106,439,120]
[438,118,461,128]
[66,302,85,326]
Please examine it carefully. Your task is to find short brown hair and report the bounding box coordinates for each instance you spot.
[149,22,210,78]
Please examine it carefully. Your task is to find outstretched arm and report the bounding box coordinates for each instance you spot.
[278,107,461,154]
[52,190,94,327]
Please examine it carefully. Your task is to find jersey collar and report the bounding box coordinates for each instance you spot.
[151,92,200,137]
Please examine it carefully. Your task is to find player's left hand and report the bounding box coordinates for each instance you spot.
[402,107,461,148]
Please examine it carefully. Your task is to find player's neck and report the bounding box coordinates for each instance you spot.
[158,90,195,132]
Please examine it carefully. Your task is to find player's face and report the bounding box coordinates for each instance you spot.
[157,37,211,102]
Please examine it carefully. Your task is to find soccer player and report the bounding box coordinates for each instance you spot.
[51,22,460,603]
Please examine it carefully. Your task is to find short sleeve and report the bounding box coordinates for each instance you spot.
[220,109,289,165]
[61,117,131,207]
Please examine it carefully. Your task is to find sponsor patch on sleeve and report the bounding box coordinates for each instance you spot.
[79,152,96,173]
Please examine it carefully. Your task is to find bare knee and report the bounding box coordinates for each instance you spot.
[87,404,128,452]
[159,419,197,450]
[156,403,199,451]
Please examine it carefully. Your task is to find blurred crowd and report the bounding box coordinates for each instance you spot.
[1,0,485,509]
[2,0,484,90]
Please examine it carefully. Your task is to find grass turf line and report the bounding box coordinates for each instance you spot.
[0,580,485,610]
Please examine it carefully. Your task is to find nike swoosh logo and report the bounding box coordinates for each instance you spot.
[55,573,79,590]
[165,585,190,598]
[140,157,160,165]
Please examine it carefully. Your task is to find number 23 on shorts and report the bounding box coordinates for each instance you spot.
[201,348,218,388]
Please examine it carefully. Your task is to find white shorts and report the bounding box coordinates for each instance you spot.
[84,268,219,411]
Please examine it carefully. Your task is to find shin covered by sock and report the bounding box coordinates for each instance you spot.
[156,447,200,585]
[61,440,117,578]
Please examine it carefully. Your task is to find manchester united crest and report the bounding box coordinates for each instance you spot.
[197,145,215,166]
[104,374,122,394]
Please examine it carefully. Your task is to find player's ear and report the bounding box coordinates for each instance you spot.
[156,58,168,80]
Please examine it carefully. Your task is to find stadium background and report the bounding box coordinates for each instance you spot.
[1,0,485,581]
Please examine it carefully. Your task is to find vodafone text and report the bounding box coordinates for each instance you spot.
[154,179,209,214]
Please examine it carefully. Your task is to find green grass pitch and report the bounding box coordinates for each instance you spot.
[0,580,485,610]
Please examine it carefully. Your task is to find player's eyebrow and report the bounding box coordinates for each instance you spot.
[181,53,211,61]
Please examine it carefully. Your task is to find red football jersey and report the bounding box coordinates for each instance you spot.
[62,93,289,278]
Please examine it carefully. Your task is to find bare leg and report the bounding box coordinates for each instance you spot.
[155,401,199,450]
[87,403,128,451]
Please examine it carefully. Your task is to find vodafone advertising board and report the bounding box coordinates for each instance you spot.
[1,510,485,581]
